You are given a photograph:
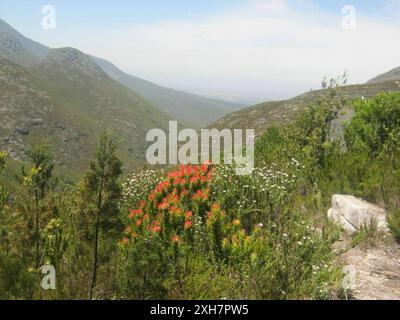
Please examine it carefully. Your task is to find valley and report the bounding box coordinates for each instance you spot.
[1,8,400,302]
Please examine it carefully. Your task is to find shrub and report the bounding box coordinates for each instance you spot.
[388,210,400,243]
[345,93,400,155]
[118,163,339,299]
[351,220,379,248]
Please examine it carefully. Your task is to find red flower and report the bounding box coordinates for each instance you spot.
[181,189,188,197]
[200,163,209,173]
[190,174,200,183]
[168,171,181,179]
[170,206,182,215]
[129,209,143,219]
[192,189,209,201]
[158,201,169,210]
[135,219,142,226]
[148,193,156,200]
[171,235,181,243]
[139,200,147,209]
[155,180,170,193]
[166,193,180,205]
[185,211,193,219]
[184,220,193,229]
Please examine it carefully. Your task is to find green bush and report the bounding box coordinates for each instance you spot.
[388,210,400,242]
[2,91,400,300]
[117,163,339,300]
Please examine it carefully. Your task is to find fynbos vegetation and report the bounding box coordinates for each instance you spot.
[1,89,400,299]
[1,4,400,301]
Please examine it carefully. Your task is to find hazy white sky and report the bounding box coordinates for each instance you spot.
[1,0,400,103]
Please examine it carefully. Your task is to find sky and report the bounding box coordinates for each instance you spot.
[1,0,400,104]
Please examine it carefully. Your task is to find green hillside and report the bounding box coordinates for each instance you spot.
[92,56,244,128]
[210,80,400,137]
[0,48,170,174]
[0,18,243,131]
[1,17,400,302]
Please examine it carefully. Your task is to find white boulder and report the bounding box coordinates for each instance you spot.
[327,195,388,234]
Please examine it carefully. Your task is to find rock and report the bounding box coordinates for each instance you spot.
[56,123,66,130]
[327,195,388,234]
[31,118,44,126]
[9,150,19,158]
[15,128,29,135]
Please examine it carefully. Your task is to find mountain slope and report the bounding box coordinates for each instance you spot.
[0,19,49,67]
[0,58,56,159]
[368,66,400,84]
[0,18,243,129]
[0,48,170,172]
[92,56,243,128]
[210,80,400,136]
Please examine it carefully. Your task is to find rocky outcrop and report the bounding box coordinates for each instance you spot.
[328,195,388,234]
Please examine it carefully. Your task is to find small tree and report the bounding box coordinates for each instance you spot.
[19,144,55,268]
[0,151,6,172]
[0,151,8,215]
[81,131,123,299]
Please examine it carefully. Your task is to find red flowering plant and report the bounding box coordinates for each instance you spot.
[122,164,211,245]
[119,162,338,299]
[120,163,254,263]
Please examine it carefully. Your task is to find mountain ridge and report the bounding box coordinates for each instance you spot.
[0,18,241,128]
[0,45,171,172]
[0,19,49,66]
[209,79,400,137]
[367,66,400,84]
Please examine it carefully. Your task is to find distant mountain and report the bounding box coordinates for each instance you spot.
[368,66,400,84]
[91,56,244,128]
[210,80,400,137]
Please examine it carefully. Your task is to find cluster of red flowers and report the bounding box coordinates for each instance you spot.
[122,164,214,245]
[120,163,256,263]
